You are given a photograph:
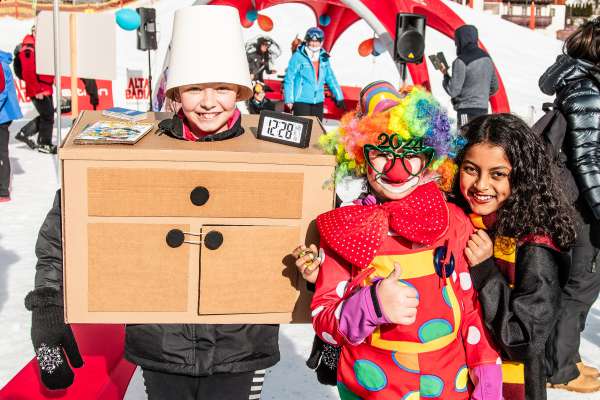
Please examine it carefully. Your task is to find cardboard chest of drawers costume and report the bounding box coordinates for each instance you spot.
[60,111,335,324]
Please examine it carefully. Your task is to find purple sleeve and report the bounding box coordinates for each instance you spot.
[471,364,503,400]
[338,282,390,345]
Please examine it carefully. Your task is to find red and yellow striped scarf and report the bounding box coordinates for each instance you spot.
[470,213,525,400]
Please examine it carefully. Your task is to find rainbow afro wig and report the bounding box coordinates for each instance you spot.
[319,81,464,192]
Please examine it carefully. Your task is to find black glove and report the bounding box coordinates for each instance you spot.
[335,99,346,110]
[306,335,340,386]
[25,288,84,390]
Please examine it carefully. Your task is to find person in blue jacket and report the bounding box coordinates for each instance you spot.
[283,27,344,120]
[0,49,23,202]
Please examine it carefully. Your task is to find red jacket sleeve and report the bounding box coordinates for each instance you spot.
[449,204,501,368]
[0,64,5,94]
[310,242,353,347]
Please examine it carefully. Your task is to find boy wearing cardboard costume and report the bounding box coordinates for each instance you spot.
[24,6,278,399]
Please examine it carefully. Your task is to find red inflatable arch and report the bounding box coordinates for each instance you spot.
[214,0,510,113]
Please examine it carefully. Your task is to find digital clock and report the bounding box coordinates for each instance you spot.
[256,110,313,148]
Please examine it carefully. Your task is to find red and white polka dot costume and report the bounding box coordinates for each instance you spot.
[311,182,501,399]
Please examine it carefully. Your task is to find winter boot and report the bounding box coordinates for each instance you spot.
[551,373,600,393]
[578,362,600,379]
[37,144,57,154]
[15,131,37,149]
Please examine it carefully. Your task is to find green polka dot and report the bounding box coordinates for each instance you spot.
[418,319,453,343]
[420,374,444,398]
[337,382,363,400]
[353,359,387,391]
[442,286,452,308]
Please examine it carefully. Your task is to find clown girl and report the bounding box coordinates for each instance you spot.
[304,81,502,399]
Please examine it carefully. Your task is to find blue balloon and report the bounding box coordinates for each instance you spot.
[319,14,331,27]
[372,37,386,57]
[116,9,141,31]
[246,9,258,22]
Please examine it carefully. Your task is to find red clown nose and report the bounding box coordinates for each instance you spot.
[383,158,417,183]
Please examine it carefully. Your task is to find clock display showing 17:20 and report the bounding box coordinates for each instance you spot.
[264,117,302,143]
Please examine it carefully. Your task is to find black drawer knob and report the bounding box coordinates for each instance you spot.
[190,186,210,206]
[204,231,223,250]
[166,229,185,248]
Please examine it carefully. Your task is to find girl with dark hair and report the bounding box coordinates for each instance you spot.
[457,113,576,400]
[538,17,600,393]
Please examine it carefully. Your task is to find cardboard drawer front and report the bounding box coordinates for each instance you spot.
[199,225,300,315]
[88,168,304,218]
[88,223,190,312]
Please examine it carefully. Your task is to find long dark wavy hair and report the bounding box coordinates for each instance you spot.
[564,17,600,64]
[454,113,576,249]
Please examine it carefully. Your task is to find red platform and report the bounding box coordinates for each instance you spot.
[0,325,135,400]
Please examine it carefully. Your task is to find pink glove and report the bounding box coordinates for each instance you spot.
[471,364,502,400]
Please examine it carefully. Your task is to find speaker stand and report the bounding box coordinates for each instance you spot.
[147,49,153,112]
[398,63,408,87]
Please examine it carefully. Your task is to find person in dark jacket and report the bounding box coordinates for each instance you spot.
[14,26,57,154]
[538,18,600,393]
[0,49,23,201]
[24,6,279,399]
[246,81,275,114]
[457,114,576,400]
[246,36,280,84]
[440,25,498,128]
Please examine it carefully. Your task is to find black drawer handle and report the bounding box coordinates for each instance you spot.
[190,186,210,206]
[166,229,185,248]
[204,231,223,250]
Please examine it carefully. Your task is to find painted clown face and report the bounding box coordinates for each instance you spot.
[365,133,434,201]
[178,83,238,135]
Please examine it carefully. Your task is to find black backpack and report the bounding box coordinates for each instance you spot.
[12,44,23,80]
[531,102,579,204]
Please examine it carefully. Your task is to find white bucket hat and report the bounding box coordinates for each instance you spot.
[166,5,252,101]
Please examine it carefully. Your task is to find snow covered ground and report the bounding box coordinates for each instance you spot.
[1,0,600,398]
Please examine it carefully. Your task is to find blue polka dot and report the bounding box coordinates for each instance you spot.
[442,286,452,308]
[418,319,453,343]
[353,359,387,391]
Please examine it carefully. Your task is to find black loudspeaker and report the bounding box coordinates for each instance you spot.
[394,13,426,64]
[137,7,157,51]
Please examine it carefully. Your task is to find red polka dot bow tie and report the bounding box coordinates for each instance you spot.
[316,182,449,269]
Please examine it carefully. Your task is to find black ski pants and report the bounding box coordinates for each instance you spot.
[547,204,600,384]
[457,108,487,129]
[142,369,265,400]
[21,95,54,145]
[0,122,10,196]
[293,101,324,121]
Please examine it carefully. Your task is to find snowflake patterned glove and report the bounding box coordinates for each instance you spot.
[306,335,340,386]
[25,288,83,390]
